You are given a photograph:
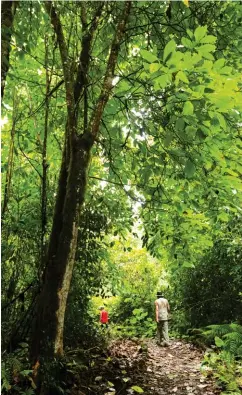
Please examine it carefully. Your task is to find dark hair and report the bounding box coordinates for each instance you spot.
[157,292,163,297]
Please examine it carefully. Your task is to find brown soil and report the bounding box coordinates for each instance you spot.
[72,339,220,395]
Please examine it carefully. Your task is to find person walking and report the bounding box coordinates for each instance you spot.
[155,291,170,346]
[99,306,109,328]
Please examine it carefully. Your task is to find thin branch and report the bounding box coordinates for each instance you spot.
[2,282,35,311]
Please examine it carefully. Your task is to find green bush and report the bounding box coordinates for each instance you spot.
[169,222,242,332]
[201,324,242,394]
[1,343,35,395]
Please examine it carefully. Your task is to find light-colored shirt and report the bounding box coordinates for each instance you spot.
[155,297,170,321]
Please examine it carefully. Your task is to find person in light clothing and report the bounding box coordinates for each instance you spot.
[155,291,170,346]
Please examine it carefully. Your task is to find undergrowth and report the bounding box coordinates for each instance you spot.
[201,323,242,395]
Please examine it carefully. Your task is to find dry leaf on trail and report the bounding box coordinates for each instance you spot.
[197,383,208,388]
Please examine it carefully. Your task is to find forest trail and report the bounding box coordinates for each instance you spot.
[75,339,220,394]
[105,339,220,395]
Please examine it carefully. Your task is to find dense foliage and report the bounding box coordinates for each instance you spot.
[1,1,242,394]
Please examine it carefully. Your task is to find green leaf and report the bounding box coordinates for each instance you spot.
[175,118,185,131]
[140,49,158,63]
[220,66,232,75]
[184,160,196,178]
[164,132,173,147]
[213,58,225,71]
[175,70,189,85]
[215,336,224,347]
[217,212,229,222]
[200,35,216,44]
[163,39,176,62]
[149,63,160,73]
[154,74,170,90]
[216,113,227,130]
[194,26,207,42]
[20,370,33,376]
[182,262,195,268]
[131,386,144,393]
[198,44,215,53]
[181,37,193,49]
[185,125,196,135]
[183,101,194,116]
[117,80,130,93]
[186,29,193,39]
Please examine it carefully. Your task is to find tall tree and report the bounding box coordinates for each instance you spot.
[30,1,132,373]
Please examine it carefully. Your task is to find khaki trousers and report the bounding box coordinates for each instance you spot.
[157,320,169,345]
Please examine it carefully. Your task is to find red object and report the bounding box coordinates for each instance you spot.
[100,310,108,323]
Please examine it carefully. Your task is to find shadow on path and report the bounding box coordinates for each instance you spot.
[107,339,220,395]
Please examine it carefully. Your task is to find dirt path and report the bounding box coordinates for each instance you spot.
[73,339,220,394]
[107,339,220,395]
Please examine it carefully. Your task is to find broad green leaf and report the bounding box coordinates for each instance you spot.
[213,58,225,71]
[140,49,158,63]
[215,336,224,347]
[175,70,189,85]
[164,132,173,147]
[220,66,232,75]
[131,386,144,393]
[175,118,185,131]
[194,26,207,42]
[181,37,193,49]
[183,101,194,116]
[163,39,176,62]
[184,159,196,178]
[200,35,216,44]
[185,126,196,135]
[154,74,170,90]
[198,44,215,53]
[149,63,160,73]
[166,51,183,69]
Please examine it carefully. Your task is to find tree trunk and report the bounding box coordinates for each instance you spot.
[1,1,17,99]
[30,3,131,390]
[2,90,17,221]
[31,130,94,362]
[40,35,51,268]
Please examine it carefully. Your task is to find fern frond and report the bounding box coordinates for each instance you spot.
[202,323,242,357]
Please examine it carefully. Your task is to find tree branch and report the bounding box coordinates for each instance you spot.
[90,1,132,139]
[74,2,104,104]
[44,1,74,111]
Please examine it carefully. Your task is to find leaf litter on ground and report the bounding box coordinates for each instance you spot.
[70,339,221,395]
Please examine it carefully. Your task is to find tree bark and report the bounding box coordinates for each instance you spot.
[1,1,17,99]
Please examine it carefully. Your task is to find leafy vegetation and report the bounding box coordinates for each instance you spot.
[1,1,242,394]
[201,324,242,394]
